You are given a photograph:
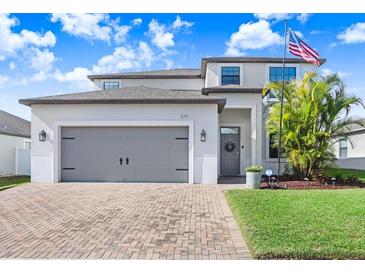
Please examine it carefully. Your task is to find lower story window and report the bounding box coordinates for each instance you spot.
[269,133,278,158]
[339,138,348,158]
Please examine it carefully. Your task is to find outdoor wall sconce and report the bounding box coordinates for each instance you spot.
[201,129,206,142]
[39,130,46,142]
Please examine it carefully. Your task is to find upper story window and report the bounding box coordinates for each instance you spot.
[269,67,296,83]
[267,67,296,99]
[103,81,120,90]
[339,138,348,158]
[221,66,240,85]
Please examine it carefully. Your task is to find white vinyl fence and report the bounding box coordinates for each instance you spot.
[15,148,31,176]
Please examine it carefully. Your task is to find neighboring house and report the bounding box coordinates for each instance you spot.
[0,110,31,176]
[20,57,325,184]
[334,119,365,170]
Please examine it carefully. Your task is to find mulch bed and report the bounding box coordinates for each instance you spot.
[260,180,364,190]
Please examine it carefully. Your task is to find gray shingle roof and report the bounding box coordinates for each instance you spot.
[19,86,226,112]
[346,119,365,134]
[0,110,30,138]
[88,69,201,80]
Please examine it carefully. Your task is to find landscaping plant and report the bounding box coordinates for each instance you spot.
[263,72,364,179]
[245,165,263,172]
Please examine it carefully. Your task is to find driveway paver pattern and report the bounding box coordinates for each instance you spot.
[0,183,251,259]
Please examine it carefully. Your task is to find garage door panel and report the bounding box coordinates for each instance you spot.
[61,127,189,182]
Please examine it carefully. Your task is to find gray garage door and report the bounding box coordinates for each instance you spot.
[61,127,189,183]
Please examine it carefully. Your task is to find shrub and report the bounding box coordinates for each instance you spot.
[245,165,263,173]
[345,175,360,184]
[263,72,364,179]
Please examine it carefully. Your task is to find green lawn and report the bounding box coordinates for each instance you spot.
[226,189,365,259]
[324,168,365,182]
[0,176,30,191]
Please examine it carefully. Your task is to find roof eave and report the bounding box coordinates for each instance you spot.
[19,98,227,113]
[202,87,263,95]
[87,74,202,80]
[0,131,30,138]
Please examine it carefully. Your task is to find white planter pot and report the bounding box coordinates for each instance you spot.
[246,172,261,189]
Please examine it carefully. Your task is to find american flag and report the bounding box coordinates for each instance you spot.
[288,29,320,66]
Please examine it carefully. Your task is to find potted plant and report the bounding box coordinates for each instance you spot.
[245,165,263,189]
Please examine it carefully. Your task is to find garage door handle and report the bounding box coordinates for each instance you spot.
[126,157,129,165]
[120,158,123,165]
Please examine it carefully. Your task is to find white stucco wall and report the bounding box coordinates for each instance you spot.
[334,131,365,158]
[205,62,316,88]
[0,134,30,175]
[333,131,365,170]
[93,78,204,91]
[31,104,218,184]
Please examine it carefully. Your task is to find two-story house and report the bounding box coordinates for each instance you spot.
[20,57,325,184]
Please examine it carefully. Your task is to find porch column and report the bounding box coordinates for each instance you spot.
[251,105,262,166]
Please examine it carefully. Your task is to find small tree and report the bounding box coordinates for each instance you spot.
[263,72,364,179]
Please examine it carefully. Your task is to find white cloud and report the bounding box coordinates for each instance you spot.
[172,16,194,30]
[225,20,282,56]
[9,61,16,71]
[310,30,326,35]
[110,18,132,43]
[147,19,174,50]
[297,14,311,24]
[337,22,365,44]
[29,48,57,81]
[92,41,154,73]
[131,18,142,26]
[254,13,291,22]
[137,41,154,66]
[0,75,9,86]
[294,31,303,39]
[29,48,56,73]
[54,66,93,89]
[0,14,56,60]
[54,41,154,87]
[51,13,112,42]
[54,66,91,82]
[321,68,351,79]
[164,59,173,69]
[254,13,311,24]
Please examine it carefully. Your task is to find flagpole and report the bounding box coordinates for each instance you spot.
[276,19,288,186]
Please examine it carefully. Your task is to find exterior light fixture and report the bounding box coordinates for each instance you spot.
[39,130,46,142]
[201,129,206,142]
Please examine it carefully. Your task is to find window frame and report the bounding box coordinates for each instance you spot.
[264,64,299,101]
[339,138,348,158]
[220,66,240,85]
[220,127,240,135]
[103,81,120,90]
[268,133,279,159]
[268,66,297,83]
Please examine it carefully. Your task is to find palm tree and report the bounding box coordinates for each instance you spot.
[263,72,364,178]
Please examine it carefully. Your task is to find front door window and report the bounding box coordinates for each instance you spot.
[220,127,240,176]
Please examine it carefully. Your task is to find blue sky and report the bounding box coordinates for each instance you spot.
[0,13,365,120]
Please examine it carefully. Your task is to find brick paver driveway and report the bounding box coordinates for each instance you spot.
[0,183,251,259]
